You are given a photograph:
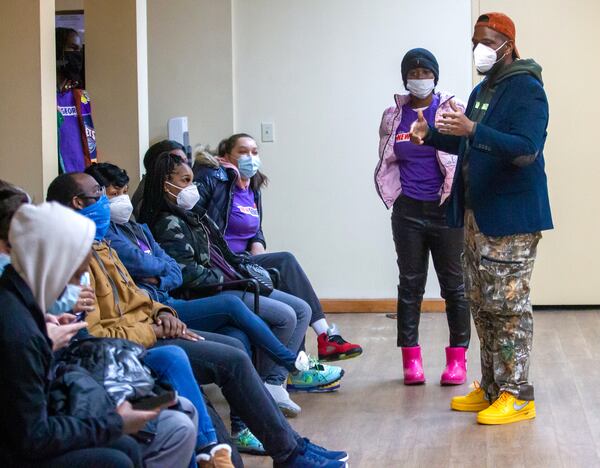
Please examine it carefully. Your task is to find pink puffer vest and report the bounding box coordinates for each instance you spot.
[375,92,465,209]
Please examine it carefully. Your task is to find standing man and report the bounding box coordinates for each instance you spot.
[410,12,552,425]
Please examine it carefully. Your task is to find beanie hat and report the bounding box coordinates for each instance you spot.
[401,48,439,86]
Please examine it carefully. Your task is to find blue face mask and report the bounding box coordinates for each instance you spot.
[0,253,10,276]
[238,155,262,179]
[47,283,82,315]
[80,194,111,241]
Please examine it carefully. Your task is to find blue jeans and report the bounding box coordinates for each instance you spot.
[221,289,311,385]
[143,346,217,451]
[165,295,299,376]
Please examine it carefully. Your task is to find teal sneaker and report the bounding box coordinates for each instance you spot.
[287,356,344,392]
[233,427,266,455]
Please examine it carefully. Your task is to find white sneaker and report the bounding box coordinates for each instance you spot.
[295,350,310,372]
[264,382,301,417]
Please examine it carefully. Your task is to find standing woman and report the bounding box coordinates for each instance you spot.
[56,28,97,173]
[193,135,363,363]
[375,48,470,385]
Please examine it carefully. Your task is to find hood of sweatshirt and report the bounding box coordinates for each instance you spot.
[491,58,544,86]
[9,202,95,312]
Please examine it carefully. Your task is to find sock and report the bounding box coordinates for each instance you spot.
[312,318,329,336]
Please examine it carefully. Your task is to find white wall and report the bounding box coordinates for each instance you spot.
[232,0,473,298]
[147,0,233,151]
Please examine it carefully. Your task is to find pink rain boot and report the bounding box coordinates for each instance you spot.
[440,346,467,385]
[401,346,425,385]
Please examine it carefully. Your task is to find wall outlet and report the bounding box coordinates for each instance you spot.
[261,122,274,142]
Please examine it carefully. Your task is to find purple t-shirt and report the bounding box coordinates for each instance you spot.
[393,94,444,201]
[224,186,260,253]
[57,90,93,173]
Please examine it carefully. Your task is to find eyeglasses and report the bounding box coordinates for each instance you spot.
[76,185,105,201]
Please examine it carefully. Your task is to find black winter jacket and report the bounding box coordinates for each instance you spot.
[0,266,123,466]
[193,163,266,250]
[149,204,246,296]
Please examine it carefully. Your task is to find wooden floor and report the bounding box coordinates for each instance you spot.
[204,311,600,468]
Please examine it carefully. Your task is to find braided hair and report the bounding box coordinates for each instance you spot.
[138,152,186,226]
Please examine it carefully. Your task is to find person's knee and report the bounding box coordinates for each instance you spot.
[271,304,297,330]
[278,251,298,267]
[220,294,251,315]
[165,408,197,452]
[294,298,311,327]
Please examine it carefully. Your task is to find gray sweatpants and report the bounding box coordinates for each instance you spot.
[142,396,197,468]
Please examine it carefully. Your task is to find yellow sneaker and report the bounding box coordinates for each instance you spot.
[450,381,490,412]
[476,391,536,425]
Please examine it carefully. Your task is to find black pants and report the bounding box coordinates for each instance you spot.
[155,331,298,463]
[38,436,141,468]
[391,195,470,348]
[253,251,326,324]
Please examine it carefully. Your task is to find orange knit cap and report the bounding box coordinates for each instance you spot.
[475,12,520,58]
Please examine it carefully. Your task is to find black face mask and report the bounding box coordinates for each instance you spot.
[58,50,83,82]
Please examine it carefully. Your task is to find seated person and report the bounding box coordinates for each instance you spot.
[86,162,326,451]
[0,202,197,468]
[0,180,235,467]
[193,134,362,362]
[139,153,344,413]
[45,172,347,468]
[131,139,187,219]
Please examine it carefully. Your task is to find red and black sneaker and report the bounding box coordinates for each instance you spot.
[318,325,363,362]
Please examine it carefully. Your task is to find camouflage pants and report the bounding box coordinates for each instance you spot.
[464,210,541,402]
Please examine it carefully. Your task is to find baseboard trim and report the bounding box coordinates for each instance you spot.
[321,299,445,313]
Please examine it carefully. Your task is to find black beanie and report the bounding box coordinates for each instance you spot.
[401,48,439,86]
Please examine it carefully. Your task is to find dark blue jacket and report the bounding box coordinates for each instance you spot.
[193,163,266,249]
[426,62,553,236]
[105,221,182,303]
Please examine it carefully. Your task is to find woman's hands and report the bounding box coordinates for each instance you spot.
[250,242,266,256]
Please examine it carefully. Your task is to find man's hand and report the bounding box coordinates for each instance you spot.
[437,100,475,137]
[152,323,165,340]
[46,320,88,351]
[156,313,201,341]
[409,110,429,145]
[116,401,160,434]
[74,286,96,314]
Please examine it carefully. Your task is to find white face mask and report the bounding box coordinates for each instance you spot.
[109,194,133,224]
[473,41,507,73]
[406,79,435,99]
[167,182,200,210]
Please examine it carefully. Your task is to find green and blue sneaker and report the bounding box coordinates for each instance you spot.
[287,356,344,392]
[233,427,266,455]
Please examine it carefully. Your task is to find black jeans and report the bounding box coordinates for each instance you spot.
[391,195,470,348]
[253,251,326,324]
[155,331,298,463]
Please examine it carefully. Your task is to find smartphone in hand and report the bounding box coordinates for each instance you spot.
[74,311,87,322]
[131,391,177,411]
